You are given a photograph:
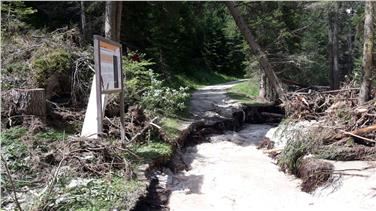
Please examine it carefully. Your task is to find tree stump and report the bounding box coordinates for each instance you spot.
[2,88,46,130]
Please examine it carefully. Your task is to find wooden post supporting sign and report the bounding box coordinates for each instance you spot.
[81,35,125,140]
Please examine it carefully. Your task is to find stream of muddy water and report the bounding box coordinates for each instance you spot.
[133,81,375,211]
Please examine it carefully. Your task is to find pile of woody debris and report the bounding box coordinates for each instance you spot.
[283,80,376,146]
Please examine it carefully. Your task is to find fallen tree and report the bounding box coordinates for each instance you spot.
[225,1,286,101]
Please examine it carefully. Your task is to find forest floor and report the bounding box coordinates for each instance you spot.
[163,80,376,211]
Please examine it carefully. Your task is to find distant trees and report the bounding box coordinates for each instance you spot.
[10,1,372,95]
[358,1,374,104]
[104,1,123,41]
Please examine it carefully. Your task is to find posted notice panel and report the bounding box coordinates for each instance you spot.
[81,35,124,139]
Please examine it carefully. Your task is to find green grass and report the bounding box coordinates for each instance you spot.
[170,69,240,90]
[36,129,67,141]
[228,80,259,104]
[134,142,172,161]
[160,117,187,140]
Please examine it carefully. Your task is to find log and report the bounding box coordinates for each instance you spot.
[260,112,284,118]
[2,88,46,126]
[327,124,376,145]
[350,124,376,137]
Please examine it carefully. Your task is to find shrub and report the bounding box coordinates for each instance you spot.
[140,71,189,116]
[123,51,190,116]
[123,52,155,101]
[31,49,72,87]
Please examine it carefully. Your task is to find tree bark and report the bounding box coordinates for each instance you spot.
[225,1,285,101]
[105,1,123,41]
[345,24,354,77]
[2,88,47,127]
[328,3,340,90]
[80,1,86,45]
[358,1,374,104]
[259,66,266,99]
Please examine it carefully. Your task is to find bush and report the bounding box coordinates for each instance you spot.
[123,52,155,100]
[31,49,72,87]
[140,72,189,116]
[123,51,190,116]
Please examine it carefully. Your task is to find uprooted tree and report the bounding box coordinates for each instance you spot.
[224,1,285,101]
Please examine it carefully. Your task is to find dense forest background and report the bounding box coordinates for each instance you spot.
[3,1,373,87]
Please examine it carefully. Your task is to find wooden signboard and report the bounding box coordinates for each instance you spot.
[81,35,125,140]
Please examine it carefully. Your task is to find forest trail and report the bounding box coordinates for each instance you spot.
[189,80,246,119]
[165,81,376,211]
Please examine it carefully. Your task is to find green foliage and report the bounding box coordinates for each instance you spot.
[124,52,190,116]
[160,117,184,140]
[122,1,246,76]
[36,130,67,142]
[123,52,155,100]
[277,135,315,174]
[1,1,37,34]
[140,73,190,116]
[0,126,28,160]
[51,176,144,210]
[0,126,31,190]
[31,49,72,87]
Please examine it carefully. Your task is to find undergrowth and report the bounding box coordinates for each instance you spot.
[46,175,145,210]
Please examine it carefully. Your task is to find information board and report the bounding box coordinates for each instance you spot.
[95,36,122,93]
[81,35,125,140]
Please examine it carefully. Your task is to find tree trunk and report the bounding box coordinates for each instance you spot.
[358,1,374,104]
[2,88,46,128]
[328,3,340,90]
[225,1,285,101]
[80,1,86,45]
[259,66,266,99]
[105,1,123,41]
[345,25,354,77]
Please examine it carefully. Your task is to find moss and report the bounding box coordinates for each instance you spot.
[31,49,72,86]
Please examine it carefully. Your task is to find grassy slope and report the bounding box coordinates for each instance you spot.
[227,79,260,104]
